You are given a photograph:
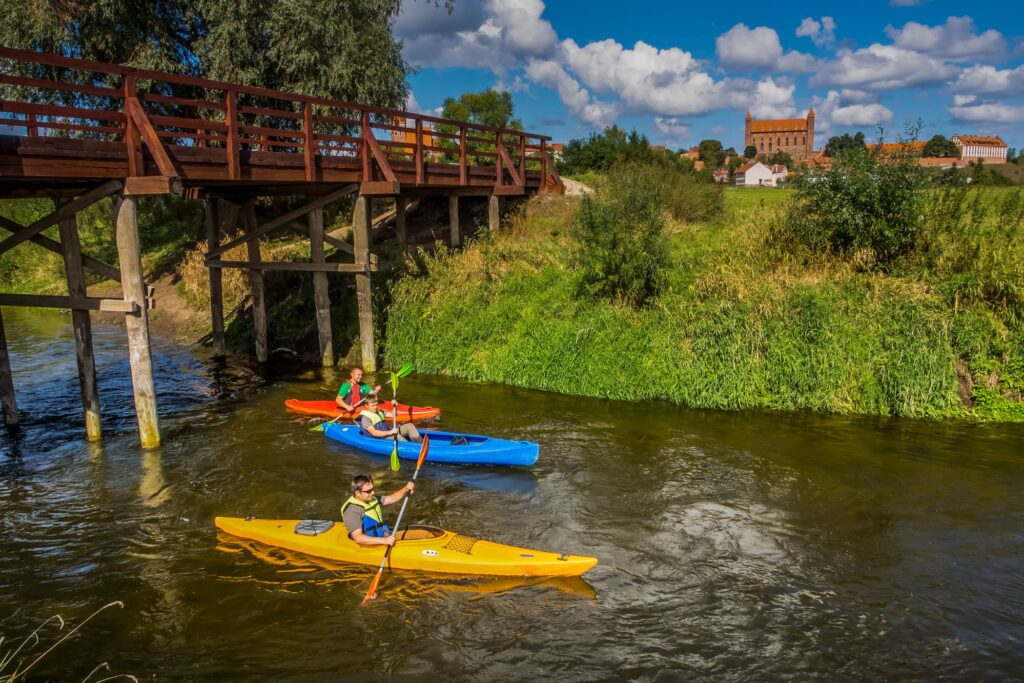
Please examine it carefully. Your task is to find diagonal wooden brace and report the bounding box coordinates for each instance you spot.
[497,144,524,187]
[125,96,182,182]
[0,180,123,258]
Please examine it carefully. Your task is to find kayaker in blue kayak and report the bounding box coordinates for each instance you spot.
[359,395,423,443]
[335,367,381,411]
[341,474,413,547]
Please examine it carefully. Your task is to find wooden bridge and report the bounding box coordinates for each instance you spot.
[0,46,563,447]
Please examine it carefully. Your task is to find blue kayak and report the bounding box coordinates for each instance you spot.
[322,423,539,467]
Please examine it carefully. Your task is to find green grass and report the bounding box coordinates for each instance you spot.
[384,188,1024,422]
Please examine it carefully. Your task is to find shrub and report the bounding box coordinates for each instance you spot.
[783,145,928,265]
[573,165,669,307]
[662,167,724,223]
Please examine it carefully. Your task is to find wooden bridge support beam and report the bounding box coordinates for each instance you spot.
[0,309,18,427]
[449,195,460,247]
[243,199,269,363]
[395,197,407,249]
[57,200,101,440]
[308,207,334,368]
[488,195,501,233]
[352,196,376,371]
[113,195,160,449]
[204,199,226,358]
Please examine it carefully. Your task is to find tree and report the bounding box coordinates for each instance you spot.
[921,135,959,158]
[0,1,409,108]
[824,132,867,157]
[744,145,758,159]
[440,89,522,130]
[759,150,794,169]
[559,126,677,175]
[698,139,725,169]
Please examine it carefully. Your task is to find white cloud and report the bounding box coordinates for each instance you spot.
[952,64,1024,97]
[812,90,893,133]
[811,43,957,90]
[524,59,618,127]
[796,17,836,47]
[890,0,925,5]
[884,16,1006,62]
[494,75,530,93]
[949,103,1024,123]
[953,94,977,106]
[654,117,689,143]
[396,0,558,71]
[749,78,797,118]
[716,24,815,71]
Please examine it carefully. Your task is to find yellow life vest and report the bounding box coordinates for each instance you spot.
[341,494,390,538]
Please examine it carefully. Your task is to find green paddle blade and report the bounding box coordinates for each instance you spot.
[390,441,400,472]
[396,361,414,378]
[391,371,399,393]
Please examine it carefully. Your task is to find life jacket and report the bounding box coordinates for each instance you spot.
[341,380,364,407]
[341,495,391,539]
[359,408,390,435]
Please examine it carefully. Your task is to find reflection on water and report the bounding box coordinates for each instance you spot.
[1,308,1024,680]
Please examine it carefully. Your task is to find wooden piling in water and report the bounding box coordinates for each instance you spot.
[243,199,268,363]
[309,207,334,367]
[0,308,19,427]
[204,199,226,358]
[57,200,101,440]
[112,195,160,449]
[352,196,376,371]
[449,195,460,247]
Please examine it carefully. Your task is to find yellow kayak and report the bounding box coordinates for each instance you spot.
[215,517,598,577]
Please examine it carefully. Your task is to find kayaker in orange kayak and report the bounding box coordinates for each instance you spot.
[335,367,381,412]
[359,395,423,443]
[341,474,414,547]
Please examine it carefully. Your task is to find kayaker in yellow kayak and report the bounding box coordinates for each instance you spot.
[359,395,423,443]
[341,474,414,547]
[335,367,381,412]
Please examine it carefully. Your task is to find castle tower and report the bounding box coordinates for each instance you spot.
[744,111,752,151]
[806,107,815,157]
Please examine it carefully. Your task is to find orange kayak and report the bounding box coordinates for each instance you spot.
[284,398,440,422]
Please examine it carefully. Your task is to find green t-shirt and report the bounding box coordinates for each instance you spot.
[337,380,372,403]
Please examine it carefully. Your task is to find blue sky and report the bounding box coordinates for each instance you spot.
[395,0,1024,151]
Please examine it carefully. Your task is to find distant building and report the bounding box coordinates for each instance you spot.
[549,143,565,162]
[952,135,1008,163]
[712,169,729,184]
[686,146,700,161]
[735,161,788,187]
[745,109,815,160]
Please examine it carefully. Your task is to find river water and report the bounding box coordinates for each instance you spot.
[1,309,1022,681]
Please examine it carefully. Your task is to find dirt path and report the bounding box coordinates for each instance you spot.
[93,273,209,344]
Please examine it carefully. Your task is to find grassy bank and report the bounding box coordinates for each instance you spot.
[384,187,1024,421]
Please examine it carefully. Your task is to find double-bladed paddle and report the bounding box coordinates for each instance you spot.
[310,362,414,432]
[361,435,430,605]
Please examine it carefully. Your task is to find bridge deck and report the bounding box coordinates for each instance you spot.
[0,47,563,199]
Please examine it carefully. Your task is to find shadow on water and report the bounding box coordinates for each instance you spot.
[2,308,1024,680]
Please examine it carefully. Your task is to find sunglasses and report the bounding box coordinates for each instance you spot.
[358,486,375,494]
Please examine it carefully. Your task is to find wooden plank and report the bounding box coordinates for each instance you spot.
[497,142,523,186]
[124,176,182,196]
[489,194,501,233]
[492,185,526,196]
[204,183,358,260]
[415,119,424,185]
[57,202,101,440]
[360,181,400,196]
[352,196,376,371]
[0,308,19,427]
[288,220,353,254]
[459,127,467,185]
[309,207,334,367]
[225,90,240,180]
[125,97,180,179]
[209,261,372,273]
[123,76,144,176]
[303,102,317,182]
[112,195,160,448]
[364,124,397,183]
[0,215,120,283]
[0,180,123,257]
[0,293,136,313]
[0,73,119,98]
[0,99,126,122]
[206,199,225,357]
[243,199,268,363]
[449,194,460,247]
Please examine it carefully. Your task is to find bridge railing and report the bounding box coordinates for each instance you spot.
[0,46,562,190]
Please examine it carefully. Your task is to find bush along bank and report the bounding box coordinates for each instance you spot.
[384,158,1024,422]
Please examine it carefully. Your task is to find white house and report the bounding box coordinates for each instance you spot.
[952,135,1008,163]
[735,161,788,187]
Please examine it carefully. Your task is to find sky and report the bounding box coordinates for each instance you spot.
[394,0,1024,151]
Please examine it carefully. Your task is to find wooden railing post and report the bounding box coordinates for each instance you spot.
[0,309,19,427]
[496,131,503,186]
[196,128,206,149]
[123,74,143,176]
[361,110,371,182]
[243,199,268,363]
[352,196,376,371]
[519,135,526,182]
[415,118,424,185]
[205,199,226,358]
[26,113,38,137]
[459,125,467,185]
[225,89,240,180]
[540,139,548,186]
[303,101,316,181]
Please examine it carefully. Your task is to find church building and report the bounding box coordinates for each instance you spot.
[744,109,815,160]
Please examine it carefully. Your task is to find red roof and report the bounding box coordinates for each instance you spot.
[953,135,1006,147]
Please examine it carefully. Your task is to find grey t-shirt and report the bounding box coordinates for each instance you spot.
[342,495,384,538]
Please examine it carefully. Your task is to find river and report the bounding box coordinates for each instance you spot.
[1,309,1022,681]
